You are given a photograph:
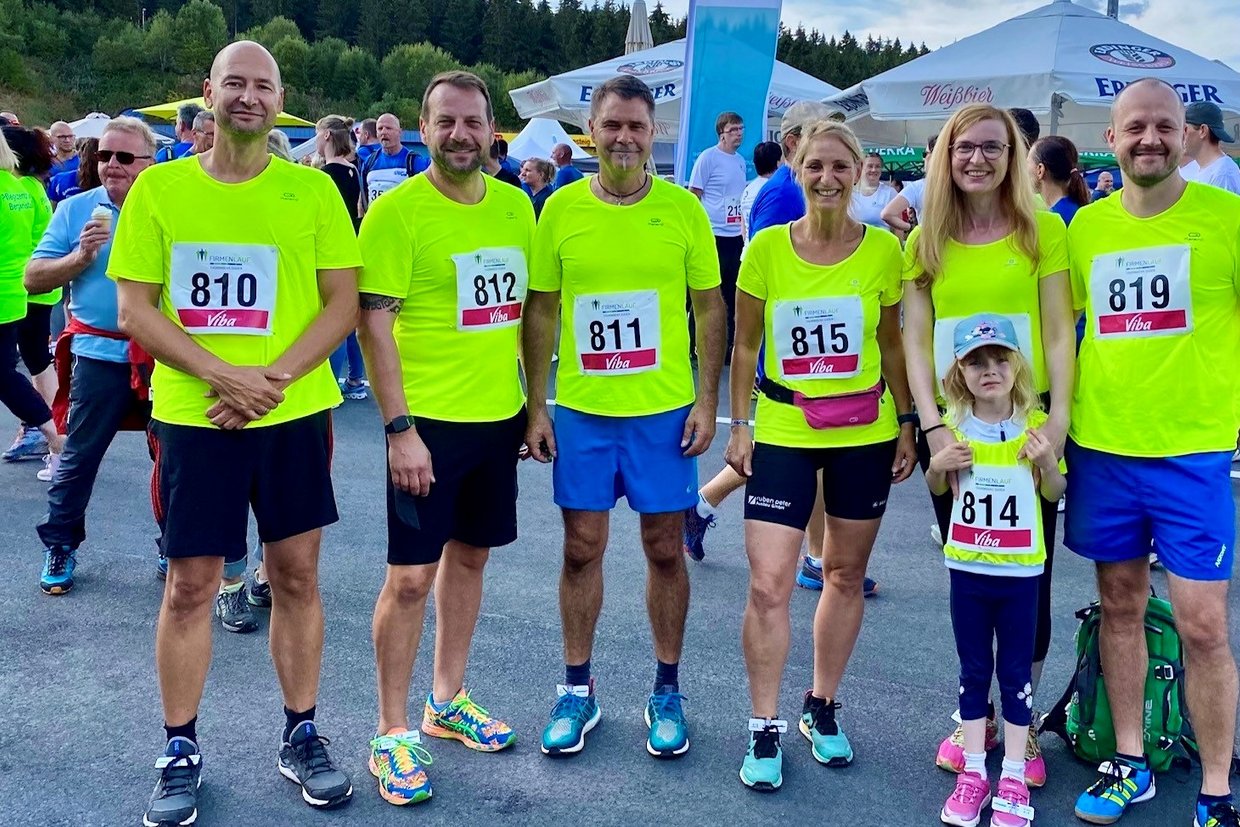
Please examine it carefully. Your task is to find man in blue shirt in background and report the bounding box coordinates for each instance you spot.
[747,101,831,236]
[22,116,157,596]
[361,112,429,211]
[551,142,584,188]
[154,102,201,162]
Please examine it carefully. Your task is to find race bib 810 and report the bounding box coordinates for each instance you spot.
[170,243,278,336]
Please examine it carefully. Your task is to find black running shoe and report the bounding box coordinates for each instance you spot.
[278,721,353,809]
[143,737,202,827]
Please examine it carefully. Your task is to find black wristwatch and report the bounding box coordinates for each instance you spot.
[385,415,416,435]
[897,413,919,427]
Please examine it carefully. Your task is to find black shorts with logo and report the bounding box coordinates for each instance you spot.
[148,411,337,560]
[386,408,526,566]
[743,439,897,529]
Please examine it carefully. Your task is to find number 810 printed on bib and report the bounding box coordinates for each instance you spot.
[170,243,278,335]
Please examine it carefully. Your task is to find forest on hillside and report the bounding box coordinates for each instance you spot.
[0,0,929,128]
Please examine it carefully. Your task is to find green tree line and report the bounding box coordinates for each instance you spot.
[0,0,927,129]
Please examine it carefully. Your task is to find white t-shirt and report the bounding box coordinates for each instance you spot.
[850,183,897,229]
[1193,155,1240,195]
[688,145,748,237]
[739,175,770,242]
[1179,160,1200,181]
[902,177,927,216]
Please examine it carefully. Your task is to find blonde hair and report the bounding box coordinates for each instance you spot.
[101,116,157,154]
[914,104,1040,288]
[267,129,293,161]
[0,128,14,173]
[316,114,353,159]
[942,345,1041,429]
[792,119,864,171]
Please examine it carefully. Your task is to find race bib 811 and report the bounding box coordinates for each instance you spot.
[170,243,278,335]
[573,290,660,376]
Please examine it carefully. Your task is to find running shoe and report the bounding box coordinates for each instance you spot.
[1024,724,1046,788]
[739,718,785,792]
[1197,800,1240,827]
[682,507,715,562]
[40,545,76,595]
[541,680,600,756]
[143,737,201,827]
[277,721,353,809]
[368,728,432,806]
[645,687,689,758]
[342,381,369,401]
[36,451,60,482]
[799,691,853,766]
[941,771,991,827]
[937,715,1001,773]
[1073,759,1155,824]
[156,555,168,581]
[2,426,46,462]
[215,585,259,634]
[863,576,879,598]
[796,557,823,589]
[421,690,516,751]
[247,569,272,608]
[991,775,1034,827]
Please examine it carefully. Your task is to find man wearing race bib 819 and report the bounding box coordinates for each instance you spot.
[523,74,726,759]
[1064,77,1240,827]
[356,70,531,807]
[110,41,361,827]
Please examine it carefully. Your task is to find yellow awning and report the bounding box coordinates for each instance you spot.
[135,97,314,128]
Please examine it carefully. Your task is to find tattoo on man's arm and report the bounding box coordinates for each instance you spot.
[360,293,403,314]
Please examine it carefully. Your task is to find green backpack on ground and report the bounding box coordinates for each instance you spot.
[1042,595,1197,772]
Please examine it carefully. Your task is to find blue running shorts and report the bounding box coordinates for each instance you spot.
[552,404,699,514]
[1064,440,1235,581]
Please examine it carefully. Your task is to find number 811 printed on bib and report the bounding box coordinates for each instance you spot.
[949,464,1037,556]
[573,290,660,376]
[170,243,278,335]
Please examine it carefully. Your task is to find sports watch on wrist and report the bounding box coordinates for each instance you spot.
[384,415,416,435]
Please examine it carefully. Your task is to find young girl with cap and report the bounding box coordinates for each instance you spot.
[929,314,1066,827]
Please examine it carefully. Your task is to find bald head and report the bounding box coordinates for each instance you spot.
[210,40,281,88]
[552,143,572,166]
[205,40,284,141]
[49,121,74,156]
[1111,77,1184,127]
[1107,76,1186,188]
[377,113,401,152]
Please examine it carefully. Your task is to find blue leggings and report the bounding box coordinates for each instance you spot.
[329,332,365,383]
[949,568,1038,727]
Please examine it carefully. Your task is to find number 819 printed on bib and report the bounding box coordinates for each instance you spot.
[170,243,278,335]
[1090,245,1193,340]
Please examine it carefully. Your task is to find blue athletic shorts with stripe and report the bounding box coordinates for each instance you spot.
[1064,440,1235,581]
[552,404,699,514]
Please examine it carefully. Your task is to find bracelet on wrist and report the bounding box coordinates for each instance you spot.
[729,418,751,428]
[921,423,947,436]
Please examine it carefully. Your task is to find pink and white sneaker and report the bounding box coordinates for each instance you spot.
[990,776,1034,827]
[941,771,992,827]
[937,715,1001,773]
[1024,725,1046,788]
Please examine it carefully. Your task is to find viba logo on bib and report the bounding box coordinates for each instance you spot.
[170,243,278,335]
[1091,245,1192,339]
[574,290,660,376]
[772,296,863,379]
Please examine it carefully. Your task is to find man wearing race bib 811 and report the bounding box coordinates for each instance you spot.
[355,70,532,807]
[110,41,361,827]
[1064,77,1240,827]
[523,74,726,759]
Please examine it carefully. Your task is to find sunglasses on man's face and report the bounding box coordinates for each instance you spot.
[97,150,153,165]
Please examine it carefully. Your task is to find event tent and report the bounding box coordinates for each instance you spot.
[822,0,1240,151]
[507,118,591,163]
[509,38,839,142]
[67,112,115,139]
[135,97,314,128]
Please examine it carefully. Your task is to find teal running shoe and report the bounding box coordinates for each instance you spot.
[799,691,854,767]
[1197,799,1240,827]
[1074,759,1155,824]
[541,680,600,756]
[739,718,785,792]
[645,687,689,758]
[40,546,76,595]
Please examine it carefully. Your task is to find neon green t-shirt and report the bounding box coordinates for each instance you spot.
[739,224,902,448]
[17,176,60,306]
[1068,182,1240,457]
[357,173,535,422]
[903,209,1069,394]
[530,177,720,417]
[0,171,45,323]
[107,156,362,428]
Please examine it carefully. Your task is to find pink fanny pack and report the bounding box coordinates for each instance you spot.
[759,378,884,430]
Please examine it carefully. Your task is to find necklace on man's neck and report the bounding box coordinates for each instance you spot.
[597,172,650,205]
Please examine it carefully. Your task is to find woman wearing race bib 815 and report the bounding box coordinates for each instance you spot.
[725,120,917,791]
[902,103,1074,787]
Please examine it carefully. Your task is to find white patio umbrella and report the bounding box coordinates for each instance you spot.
[507,118,591,163]
[822,0,1240,152]
[625,0,654,55]
[66,112,113,139]
[509,38,840,142]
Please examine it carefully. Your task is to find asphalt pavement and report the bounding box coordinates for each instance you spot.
[1,376,1237,827]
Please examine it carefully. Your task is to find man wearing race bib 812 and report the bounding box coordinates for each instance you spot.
[1064,77,1240,827]
[356,70,531,807]
[523,74,726,760]
[110,41,361,827]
